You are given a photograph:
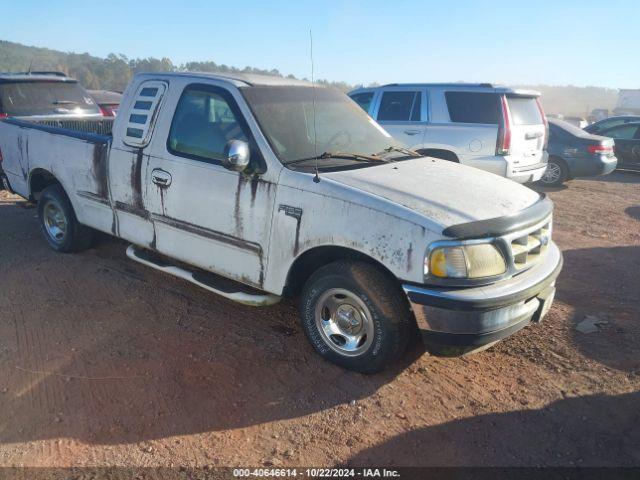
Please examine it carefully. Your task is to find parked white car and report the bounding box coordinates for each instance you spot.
[349,83,549,183]
[0,73,562,373]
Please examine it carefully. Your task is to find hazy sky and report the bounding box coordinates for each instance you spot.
[3,0,637,88]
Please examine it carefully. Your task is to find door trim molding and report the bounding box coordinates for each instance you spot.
[150,213,263,255]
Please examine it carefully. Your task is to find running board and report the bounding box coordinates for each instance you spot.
[126,245,281,307]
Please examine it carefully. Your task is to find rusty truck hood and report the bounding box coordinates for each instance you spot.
[325,157,541,229]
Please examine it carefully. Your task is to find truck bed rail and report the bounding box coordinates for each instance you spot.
[2,117,113,142]
[29,117,114,136]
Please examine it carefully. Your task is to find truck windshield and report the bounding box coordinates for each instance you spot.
[0,80,100,117]
[241,86,404,166]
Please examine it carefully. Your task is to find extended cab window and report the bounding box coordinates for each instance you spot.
[168,87,248,163]
[377,91,421,122]
[123,81,167,147]
[350,92,374,113]
[445,92,500,124]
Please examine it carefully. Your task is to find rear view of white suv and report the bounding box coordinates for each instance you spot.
[349,83,549,183]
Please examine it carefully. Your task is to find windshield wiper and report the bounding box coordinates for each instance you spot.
[374,146,422,158]
[52,100,79,105]
[285,151,388,166]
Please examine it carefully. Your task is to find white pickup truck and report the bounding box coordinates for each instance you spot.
[0,72,562,373]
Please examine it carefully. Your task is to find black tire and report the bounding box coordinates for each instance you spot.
[539,157,568,186]
[299,261,413,374]
[38,184,93,253]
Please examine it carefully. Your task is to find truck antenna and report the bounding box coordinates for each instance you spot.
[310,29,320,183]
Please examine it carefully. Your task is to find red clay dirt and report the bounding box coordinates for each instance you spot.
[0,172,638,468]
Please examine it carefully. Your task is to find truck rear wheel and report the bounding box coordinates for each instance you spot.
[299,261,413,374]
[38,185,93,253]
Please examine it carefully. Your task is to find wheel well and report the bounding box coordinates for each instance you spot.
[417,149,459,162]
[29,169,60,202]
[548,155,567,167]
[284,246,397,298]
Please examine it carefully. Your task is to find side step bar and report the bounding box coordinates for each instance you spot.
[126,245,281,307]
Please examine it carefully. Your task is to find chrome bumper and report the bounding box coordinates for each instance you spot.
[403,241,562,355]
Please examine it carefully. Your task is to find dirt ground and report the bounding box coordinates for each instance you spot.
[0,172,639,468]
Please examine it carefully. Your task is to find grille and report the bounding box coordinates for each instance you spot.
[34,118,114,136]
[508,219,552,270]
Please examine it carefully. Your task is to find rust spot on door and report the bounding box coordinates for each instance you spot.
[131,149,144,209]
[156,183,168,216]
[110,210,118,235]
[234,175,245,237]
[250,175,259,207]
[150,225,157,250]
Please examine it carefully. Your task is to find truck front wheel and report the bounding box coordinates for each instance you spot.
[38,184,93,253]
[299,261,413,374]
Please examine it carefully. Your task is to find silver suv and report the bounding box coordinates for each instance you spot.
[349,83,549,183]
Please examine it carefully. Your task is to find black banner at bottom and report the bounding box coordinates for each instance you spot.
[0,467,639,480]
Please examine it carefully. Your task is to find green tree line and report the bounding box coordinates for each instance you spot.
[0,39,355,93]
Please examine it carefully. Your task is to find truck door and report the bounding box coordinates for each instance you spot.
[372,88,426,149]
[108,80,167,246]
[143,83,274,288]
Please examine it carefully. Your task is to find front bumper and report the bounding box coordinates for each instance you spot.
[403,241,563,356]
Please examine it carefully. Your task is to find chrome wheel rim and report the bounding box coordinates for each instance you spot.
[542,162,561,184]
[43,201,67,244]
[315,288,374,357]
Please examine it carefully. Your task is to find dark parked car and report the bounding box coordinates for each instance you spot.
[598,122,640,171]
[0,71,102,119]
[88,89,122,117]
[584,115,640,135]
[540,118,617,186]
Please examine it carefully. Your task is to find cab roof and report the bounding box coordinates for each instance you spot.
[134,71,315,88]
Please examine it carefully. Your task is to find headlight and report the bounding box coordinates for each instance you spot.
[426,243,506,279]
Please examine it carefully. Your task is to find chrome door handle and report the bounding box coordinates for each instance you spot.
[404,129,422,136]
[151,169,172,187]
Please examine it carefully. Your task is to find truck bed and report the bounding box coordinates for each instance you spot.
[0,117,113,223]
